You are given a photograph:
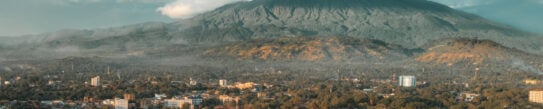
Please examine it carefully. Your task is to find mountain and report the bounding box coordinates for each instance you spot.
[416,38,543,66]
[203,36,419,61]
[176,0,543,54]
[1,0,543,61]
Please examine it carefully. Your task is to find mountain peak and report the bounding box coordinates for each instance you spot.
[176,0,542,54]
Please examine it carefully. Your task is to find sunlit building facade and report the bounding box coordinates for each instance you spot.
[398,75,416,87]
[530,89,543,104]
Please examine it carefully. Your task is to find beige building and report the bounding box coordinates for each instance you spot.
[234,82,255,89]
[102,98,129,109]
[164,99,190,109]
[525,79,541,85]
[218,95,240,103]
[91,76,101,86]
[114,98,129,109]
[529,89,543,104]
[219,79,228,87]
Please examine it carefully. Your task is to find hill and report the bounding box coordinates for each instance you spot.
[416,38,543,66]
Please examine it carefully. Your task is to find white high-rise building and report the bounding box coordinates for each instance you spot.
[219,79,228,87]
[398,75,416,87]
[91,76,101,86]
[114,98,129,109]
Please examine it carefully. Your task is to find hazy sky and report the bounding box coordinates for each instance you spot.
[0,0,173,36]
[433,0,543,35]
[0,0,542,36]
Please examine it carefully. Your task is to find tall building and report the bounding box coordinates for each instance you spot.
[530,89,543,104]
[114,98,129,109]
[398,75,416,87]
[91,76,101,86]
[219,79,228,87]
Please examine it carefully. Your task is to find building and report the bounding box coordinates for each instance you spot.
[378,93,395,99]
[525,79,541,85]
[530,89,543,104]
[257,92,272,99]
[233,82,255,89]
[188,95,203,106]
[91,76,101,86]
[219,79,228,87]
[189,78,198,85]
[114,98,129,109]
[83,96,95,102]
[155,93,167,100]
[398,75,416,87]
[218,95,240,104]
[164,96,203,109]
[164,99,188,109]
[48,80,55,85]
[124,93,135,101]
[458,93,480,102]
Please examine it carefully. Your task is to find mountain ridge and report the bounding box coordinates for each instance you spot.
[0,0,542,60]
[175,0,542,54]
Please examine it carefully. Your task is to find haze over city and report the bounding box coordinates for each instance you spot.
[1,0,542,36]
[1,0,543,109]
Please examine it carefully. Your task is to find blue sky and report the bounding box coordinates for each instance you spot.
[0,0,542,36]
[0,0,173,36]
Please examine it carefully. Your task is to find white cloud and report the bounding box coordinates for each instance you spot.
[157,0,250,19]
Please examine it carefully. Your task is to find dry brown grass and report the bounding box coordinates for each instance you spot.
[203,37,406,61]
[416,39,509,65]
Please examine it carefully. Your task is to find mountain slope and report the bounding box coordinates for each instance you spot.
[1,0,543,60]
[176,0,542,54]
[203,36,418,61]
[416,38,543,65]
